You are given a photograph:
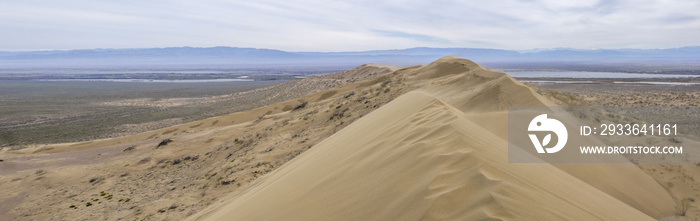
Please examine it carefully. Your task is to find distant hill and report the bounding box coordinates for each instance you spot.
[1,46,699,71]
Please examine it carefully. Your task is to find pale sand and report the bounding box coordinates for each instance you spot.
[1,57,693,220]
[189,58,678,220]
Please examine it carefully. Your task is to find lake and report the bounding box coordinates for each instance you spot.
[505,71,699,79]
[37,78,254,83]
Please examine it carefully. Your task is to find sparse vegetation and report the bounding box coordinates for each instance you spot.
[0,65,394,147]
[293,100,308,111]
[533,82,700,137]
[343,91,355,98]
[156,138,173,148]
[0,80,283,147]
[123,145,136,152]
[677,197,691,216]
[88,176,104,184]
[381,79,392,87]
[330,107,350,120]
[526,83,588,106]
[1,64,400,220]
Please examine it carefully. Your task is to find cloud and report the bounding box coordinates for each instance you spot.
[0,0,698,51]
[371,30,451,44]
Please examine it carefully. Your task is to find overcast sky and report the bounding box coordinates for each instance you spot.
[1,0,698,52]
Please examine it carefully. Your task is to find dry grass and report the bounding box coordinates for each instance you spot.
[0,64,397,220]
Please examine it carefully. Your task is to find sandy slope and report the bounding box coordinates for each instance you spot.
[412,58,676,218]
[190,58,678,220]
[191,91,651,220]
[0,64,400,220]
[1,57,691,220]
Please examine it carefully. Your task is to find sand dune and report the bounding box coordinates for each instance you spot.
[1,57,690,220]
[190,91,649,220]
[190,57,677,220]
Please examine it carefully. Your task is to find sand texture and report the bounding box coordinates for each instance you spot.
[1,57,695,220]
[188,58,681,220]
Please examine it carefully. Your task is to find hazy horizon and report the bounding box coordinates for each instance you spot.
[2,45,700,53]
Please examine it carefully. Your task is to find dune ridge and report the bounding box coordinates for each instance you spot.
[191,91,652,220]
[0,57,685,220]
[190,57,676,220]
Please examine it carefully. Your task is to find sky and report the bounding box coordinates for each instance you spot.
[1,0,699,52]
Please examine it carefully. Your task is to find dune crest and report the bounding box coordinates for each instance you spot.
[191,91,653,220]
[2,57,680,220]
[191,58,674,220]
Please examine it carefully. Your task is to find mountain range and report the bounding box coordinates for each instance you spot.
[1,46,699,70]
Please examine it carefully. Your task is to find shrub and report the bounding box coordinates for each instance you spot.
[156,138,173,148]
[677,198,690,216]
[293,101,308,111]
[343,91,355,98]
[88,176,104,184]
[123,145,136,152]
